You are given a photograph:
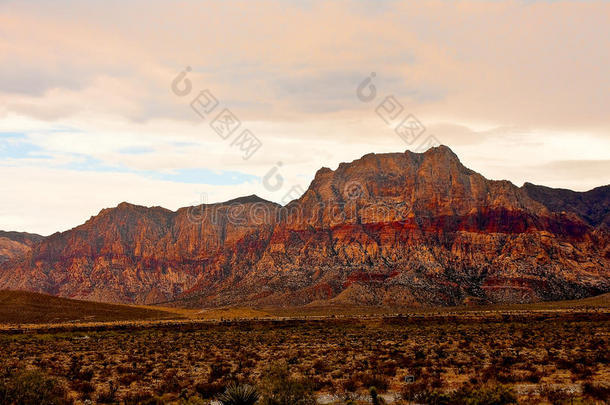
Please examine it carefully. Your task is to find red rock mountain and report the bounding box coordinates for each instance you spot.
[1,146,608,306]
[0,231,44,264]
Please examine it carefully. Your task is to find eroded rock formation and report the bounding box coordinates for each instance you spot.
[1,146,608,306]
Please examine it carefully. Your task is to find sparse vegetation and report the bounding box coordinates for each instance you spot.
[0,369,71,405]
[259,361,316,405]
[0,310,607,404]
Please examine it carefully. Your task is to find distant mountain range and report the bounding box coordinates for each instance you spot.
[1,146,608,307]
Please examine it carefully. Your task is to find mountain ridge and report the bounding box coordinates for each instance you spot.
[1,146,608,307]
[522,182,610,228]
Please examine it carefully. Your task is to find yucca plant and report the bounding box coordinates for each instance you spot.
[369,386,386,405]
[217,383,260,405]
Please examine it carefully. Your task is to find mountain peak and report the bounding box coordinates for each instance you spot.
[412,144,461,162]
[220,194,277,205]
[424,144,454,154]
[297,144,477,210]
[117,201,136,209]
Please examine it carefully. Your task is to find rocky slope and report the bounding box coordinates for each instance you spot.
[1,146,608,306]
[0,231,44,264]
[522,183,610,228]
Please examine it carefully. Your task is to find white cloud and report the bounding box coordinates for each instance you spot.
[0,0,608,234]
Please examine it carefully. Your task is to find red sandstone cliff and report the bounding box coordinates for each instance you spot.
[1,146,608,306]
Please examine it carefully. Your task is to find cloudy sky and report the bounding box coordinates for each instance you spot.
[1,0,609,235]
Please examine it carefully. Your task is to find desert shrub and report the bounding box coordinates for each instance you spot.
[539,385,575,405]
[217,383,259,405]
[380,360,397,377]
[417,389,453,405]
[342,375,358,393]
[524,369,543,383]
[180,396,208,405]
[119,373,140,385]
[451,383,517,405]
[369,386,386,405]
[402,383,516,405]
[310,375,331,391]
[415,348,427,361]
[0,370,71,405]
[479,365,500,382]
[401,380,434,403]
[123,390,158,405]
[195,381,226,398]
[501,355,517,367]
[400,373,444,401]
[72,380,95,399]
[582,381,610,401]
[79,368,94,381]
[496,370,517,384]
[259,361,316,405]
[359,372,389,391]
[209,361,231,382]
[157,369,186,394]
[97,381,119,404]
[312,359,329,373]
[67,356,95,382]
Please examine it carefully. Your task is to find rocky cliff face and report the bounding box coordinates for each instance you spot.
[0,197,280,304]
[1,146,608,306]
[0,231,44,264]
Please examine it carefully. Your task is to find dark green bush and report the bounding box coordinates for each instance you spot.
[369,386,386,405]
[259,361,315,405]
[582,381,610,401]
[451,383,517,405]
[209,361,231,382]
[195,381,226,398]
[0,370,71,405]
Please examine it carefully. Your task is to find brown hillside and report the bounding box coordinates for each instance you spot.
[0,290,176,324]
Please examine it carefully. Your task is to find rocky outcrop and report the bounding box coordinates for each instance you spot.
[1,146,608,306]
[0,231,44,264]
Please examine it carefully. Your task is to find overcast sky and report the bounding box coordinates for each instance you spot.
[1,0,609,235]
